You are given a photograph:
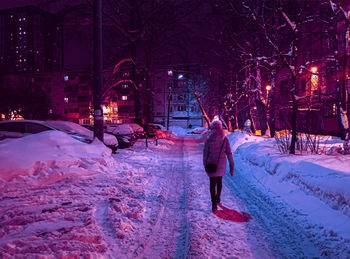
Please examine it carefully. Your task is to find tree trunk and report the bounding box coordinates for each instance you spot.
[269,66,277,137]
[290,89,297,154]
[193,89,210,126]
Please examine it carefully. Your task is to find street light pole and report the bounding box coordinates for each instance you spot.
[93,0,104,141]
[167,86,171,130]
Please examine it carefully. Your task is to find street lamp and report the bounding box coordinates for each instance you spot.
[310,66,318,96]
[266,84,271,106]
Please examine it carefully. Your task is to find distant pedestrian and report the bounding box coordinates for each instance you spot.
[203,120,234,212]
[244,119,251,134]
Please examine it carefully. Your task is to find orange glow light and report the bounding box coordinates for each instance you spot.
[311,67,318,73]
[266,85,271,91]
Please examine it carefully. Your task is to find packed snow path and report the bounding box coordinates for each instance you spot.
[111,137,323,258]
[0,136,348,258]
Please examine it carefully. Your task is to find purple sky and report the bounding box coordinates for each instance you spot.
[0,0,44,10]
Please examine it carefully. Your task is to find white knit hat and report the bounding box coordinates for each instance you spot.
[210,120,222,130]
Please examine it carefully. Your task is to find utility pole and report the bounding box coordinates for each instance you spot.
[93,0,104,141]
[167,86,171,130]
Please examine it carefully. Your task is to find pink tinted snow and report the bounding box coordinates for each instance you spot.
[0,131,113,182]
[228,131,350,238]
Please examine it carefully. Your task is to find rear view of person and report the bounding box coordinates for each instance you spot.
[203,120,234,212]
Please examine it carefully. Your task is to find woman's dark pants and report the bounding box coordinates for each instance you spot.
[210,176,222,211]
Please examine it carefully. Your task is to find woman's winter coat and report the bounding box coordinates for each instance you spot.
[203,126,234,177]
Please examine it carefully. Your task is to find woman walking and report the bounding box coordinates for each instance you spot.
[203,120,234,212]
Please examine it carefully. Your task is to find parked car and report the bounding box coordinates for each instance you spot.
[188,127,207,135]
[44,121,118,151]
[104,124,136,148]
[128,123,146,139]
[144,123,166,138]
[0,120,118,151]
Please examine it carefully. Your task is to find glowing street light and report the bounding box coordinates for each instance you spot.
[310,66,318,94]
[266,85,271,106]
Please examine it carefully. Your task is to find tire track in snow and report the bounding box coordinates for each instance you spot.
[135,138,190,259]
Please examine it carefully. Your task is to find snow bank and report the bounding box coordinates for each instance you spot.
[169,126,189,137]
[228,131,350,238]
[0,131,115,184]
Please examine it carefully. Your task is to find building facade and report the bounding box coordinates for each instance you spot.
[152,66,205,129]
[0,6,63,74]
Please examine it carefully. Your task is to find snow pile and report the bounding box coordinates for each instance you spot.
[169,126,188,137]
[227,130,265,152]
[0,131,115,184]
[228,131,350,241]
[0,134,175,258]
[0,158,148,258]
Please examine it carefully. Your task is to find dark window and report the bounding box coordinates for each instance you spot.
[279,79,290,96]
[299,78,306,95]
[25,123,51,134]
[0,122,25,133]
[78,96,89,102]
[118,106,133,113]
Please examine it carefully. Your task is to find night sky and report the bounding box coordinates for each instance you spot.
[0,0,43,10]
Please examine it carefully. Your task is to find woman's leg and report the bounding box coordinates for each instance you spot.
[216,176,222,204]
[209,177,218,211]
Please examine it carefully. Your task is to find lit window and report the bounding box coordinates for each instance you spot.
[23,59,26,62]
[36,50,39,54]
[36,69,39,72]
[11,15,13,18]
[10,33,13,36]
[19,59,22,63]
[178,74,184,79]
[23,17,26,21]
[64,97,69,103]
[122,96,128,101]
[168,70,173,76]
[23,31,26,35]
[122,84,128,88]
[19,18,21,21]
[19,27,21,30]
[64,76,69,81]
